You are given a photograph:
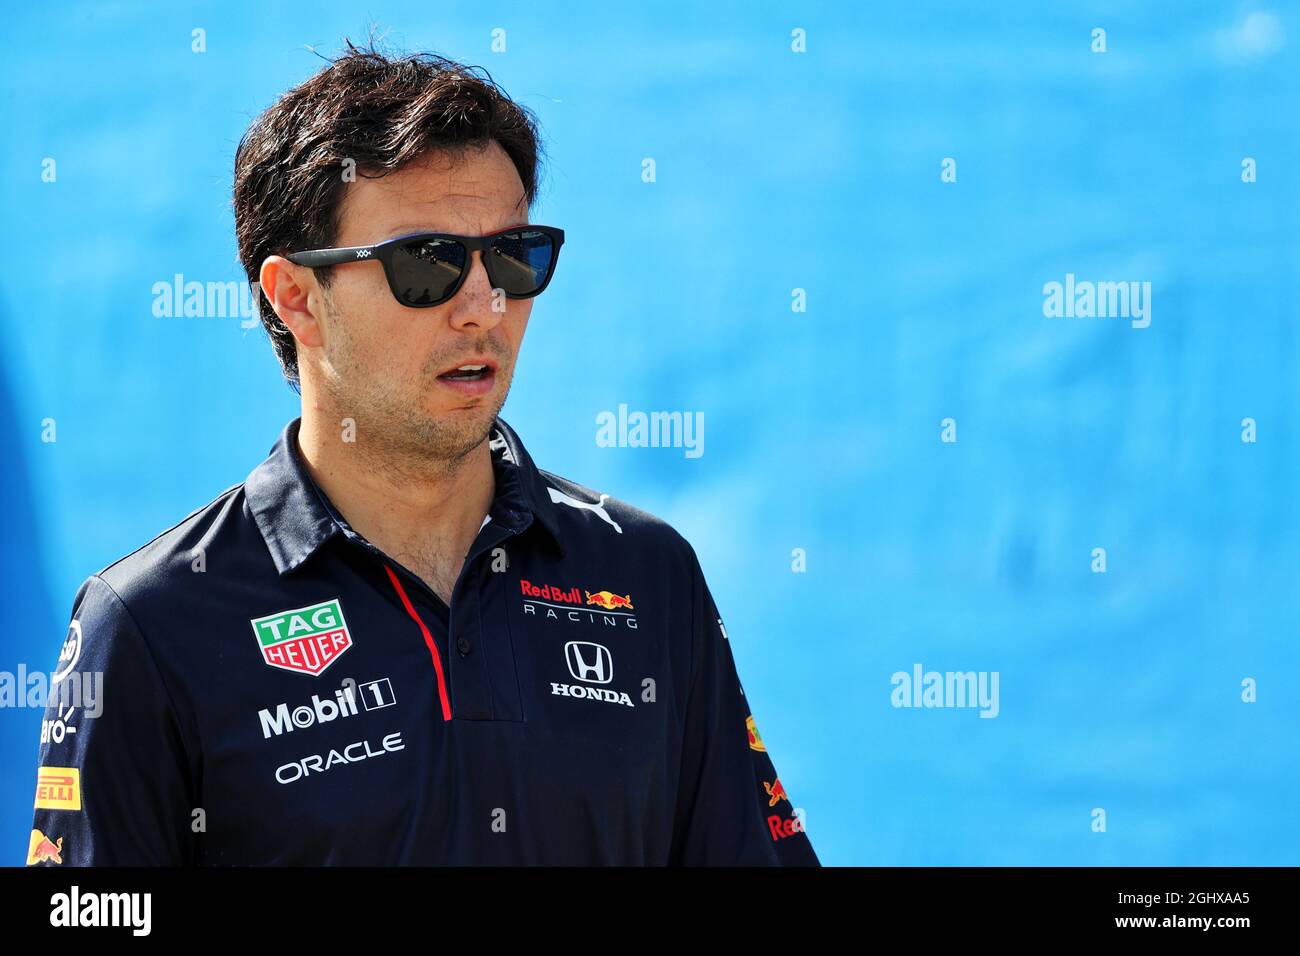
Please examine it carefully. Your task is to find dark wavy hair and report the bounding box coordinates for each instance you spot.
[233,37,545,390]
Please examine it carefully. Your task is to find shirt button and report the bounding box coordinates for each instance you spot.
[456,636,472,656]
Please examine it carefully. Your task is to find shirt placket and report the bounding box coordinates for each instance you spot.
[377,514,530,723]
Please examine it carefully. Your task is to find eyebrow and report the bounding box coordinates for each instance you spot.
[380,221,531,241]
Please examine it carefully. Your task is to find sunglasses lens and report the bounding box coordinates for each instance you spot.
[391,236,467,306]
[489,230,556,296]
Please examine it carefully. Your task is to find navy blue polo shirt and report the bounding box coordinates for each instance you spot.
[27,416,819,866]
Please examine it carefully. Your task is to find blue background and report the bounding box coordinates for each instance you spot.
[3,1,1298,865]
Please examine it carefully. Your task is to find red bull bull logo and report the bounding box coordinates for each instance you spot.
[764,778,789,807]
[26,829,64,865]
[585,590,634,611]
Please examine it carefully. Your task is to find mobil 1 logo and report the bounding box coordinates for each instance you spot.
[258,678,396,739]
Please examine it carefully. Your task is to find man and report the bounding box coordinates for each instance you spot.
[26,41,818,866]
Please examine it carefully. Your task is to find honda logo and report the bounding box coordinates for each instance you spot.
[564,641,613,684]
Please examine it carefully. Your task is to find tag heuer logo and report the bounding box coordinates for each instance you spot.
[251,599,352,676]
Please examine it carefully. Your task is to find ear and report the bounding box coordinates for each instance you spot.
[259,255,326,349]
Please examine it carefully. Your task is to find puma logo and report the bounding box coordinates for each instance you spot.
[547,487,622,534]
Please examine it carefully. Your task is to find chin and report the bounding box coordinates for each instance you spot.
[432,400,499,436]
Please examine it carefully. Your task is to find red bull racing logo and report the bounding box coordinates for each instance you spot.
[764,778,789,807]
[520,580,638,630]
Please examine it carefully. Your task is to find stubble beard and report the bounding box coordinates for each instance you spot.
[315,292,513,484]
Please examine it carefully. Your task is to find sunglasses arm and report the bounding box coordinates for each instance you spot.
[284,246,377,267]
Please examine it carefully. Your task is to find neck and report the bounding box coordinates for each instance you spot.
[294,408,496,592]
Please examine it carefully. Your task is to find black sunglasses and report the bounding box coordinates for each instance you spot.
[285,225,565,308]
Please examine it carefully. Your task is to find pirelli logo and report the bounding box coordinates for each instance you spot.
[34,767,81,811]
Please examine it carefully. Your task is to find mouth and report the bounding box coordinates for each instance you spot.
[434,358,499,397]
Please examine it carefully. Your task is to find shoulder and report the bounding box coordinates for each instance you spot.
[538,470,702,554]
[535,467,704,573]
[87,481,258,620]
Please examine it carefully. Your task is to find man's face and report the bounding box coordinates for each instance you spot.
[307,141,534,464]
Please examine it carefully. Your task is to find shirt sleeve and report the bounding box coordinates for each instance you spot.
[26,574,197,866]
[669,543,820,866]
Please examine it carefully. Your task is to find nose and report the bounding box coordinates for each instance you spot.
[446,248,507,333]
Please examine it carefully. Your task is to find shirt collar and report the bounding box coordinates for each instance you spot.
[245,416,565,575]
